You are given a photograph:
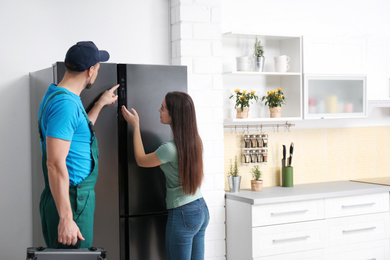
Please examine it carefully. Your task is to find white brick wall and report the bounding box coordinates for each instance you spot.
[170,0,225,259]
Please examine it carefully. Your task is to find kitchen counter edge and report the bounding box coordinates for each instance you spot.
[225,181,390,205]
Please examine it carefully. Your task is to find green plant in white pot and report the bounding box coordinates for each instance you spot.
[228,156,241,192]
[250,165,263,191]
[253,37,265,72]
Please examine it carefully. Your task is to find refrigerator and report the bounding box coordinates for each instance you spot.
[30,62,188,260]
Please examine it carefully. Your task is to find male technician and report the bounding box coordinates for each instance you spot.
[38,41,119,248]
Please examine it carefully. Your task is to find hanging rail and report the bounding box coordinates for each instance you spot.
[224,122,295,132]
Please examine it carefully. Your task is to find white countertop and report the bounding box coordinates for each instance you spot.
[225,181,390,205]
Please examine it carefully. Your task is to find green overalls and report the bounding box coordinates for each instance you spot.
[38,91,99,248]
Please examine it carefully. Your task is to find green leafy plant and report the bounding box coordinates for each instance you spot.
[261,88,286,108]
[230,89,259,111]
[254,37,264,57]
[251,165,262,180]
[228,156,240,177]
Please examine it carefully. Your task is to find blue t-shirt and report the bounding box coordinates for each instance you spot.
[39,84,92,185]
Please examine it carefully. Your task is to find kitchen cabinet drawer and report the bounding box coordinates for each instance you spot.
[324,192,389,218]
[327,212,390,246]
[327,239,390,260]
[252,199,324,227]
[256,249,325,260]
[252,220,325,257]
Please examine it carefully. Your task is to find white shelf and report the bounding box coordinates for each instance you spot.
[368,100,390,108]
[223,71,301,76]
[223,31,302,40]
[222,32,303,125]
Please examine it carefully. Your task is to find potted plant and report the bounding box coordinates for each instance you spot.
[253,37,265,72]
[229,89,258,118]
[227,156,241,193]
[250,165,263,191]
[261,88,286,118]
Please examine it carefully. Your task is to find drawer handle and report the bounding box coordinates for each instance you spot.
[272,235,310,244]
[270,210,308,216]
[341,203,375,209]
[342,226,376,234]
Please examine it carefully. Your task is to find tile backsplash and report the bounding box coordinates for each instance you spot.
[224,126,390,190]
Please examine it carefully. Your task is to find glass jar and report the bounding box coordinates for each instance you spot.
[250,135,257,148]
[262,134,268,147]
[241,150,247,164]
[244,150,251,163]
[256,150,262,163]
[244,135,251,148]
[251,150,257,163]
[262,149,268,162]
[256,134,263,148]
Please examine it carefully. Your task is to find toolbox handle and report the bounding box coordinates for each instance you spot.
[54,239,81,249]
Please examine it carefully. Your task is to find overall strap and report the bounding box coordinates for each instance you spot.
[38,91,69,142]
[38,90,94,143]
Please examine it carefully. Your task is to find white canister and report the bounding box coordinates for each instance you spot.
[236,56,253,71]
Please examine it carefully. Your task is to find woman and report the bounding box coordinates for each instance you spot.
[121,91,209,260]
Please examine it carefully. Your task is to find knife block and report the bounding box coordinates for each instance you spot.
[282,167,293,187]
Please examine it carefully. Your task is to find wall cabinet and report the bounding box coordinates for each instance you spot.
[222,32,303,125]
[366,38,390,101]
[303,35,367,75]
[304,35,390,103]
[226,184,390,260]
[304,75,367,119]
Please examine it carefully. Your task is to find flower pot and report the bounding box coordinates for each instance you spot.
[236,107,249,118]
[269,107,282,118]
[251,180,263,191]
[254,56,265,72]
[228,176,241,193]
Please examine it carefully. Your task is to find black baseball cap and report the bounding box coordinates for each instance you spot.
[65,41,110,71]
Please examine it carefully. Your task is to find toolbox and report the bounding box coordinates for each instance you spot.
[26,246,107,260]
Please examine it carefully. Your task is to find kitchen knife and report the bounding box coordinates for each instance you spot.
[289,142,294,166]
[282,145,286,167]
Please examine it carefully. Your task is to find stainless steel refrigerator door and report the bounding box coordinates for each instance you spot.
[80,63,120,260]
[55,62,121,260]
[118,64,188,216]
[120,214,168,260]
[30,67,55,247]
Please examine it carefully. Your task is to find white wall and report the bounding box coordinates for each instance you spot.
[0,1,169,259]
[221,0,390,37]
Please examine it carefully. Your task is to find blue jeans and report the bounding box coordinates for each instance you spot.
[166,198,210,260]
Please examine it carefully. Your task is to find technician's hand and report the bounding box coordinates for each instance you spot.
[97,84,119,107]
[57,218,85,246]
[121,106,139,128]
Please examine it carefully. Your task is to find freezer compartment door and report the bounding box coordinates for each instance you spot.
[77,63,120,260]
[120,214,168,260]
[118,64,187,216]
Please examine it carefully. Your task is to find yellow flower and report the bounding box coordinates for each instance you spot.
[234,89,240,93]
[243,90,247,94]
[277,88,283,92]
[251,90,256,94]
[240,96,245,101]
[281,95,284,98]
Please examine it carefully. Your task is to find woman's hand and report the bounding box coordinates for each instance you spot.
[121,106,139,128]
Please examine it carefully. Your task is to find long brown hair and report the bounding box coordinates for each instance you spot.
[165,91,203,194]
